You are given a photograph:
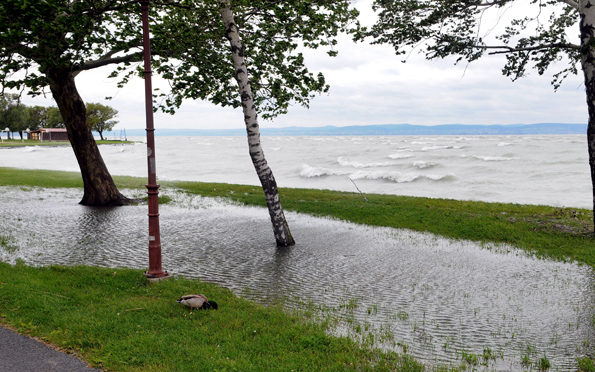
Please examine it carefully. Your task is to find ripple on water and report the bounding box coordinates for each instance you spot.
[0,186,593,371]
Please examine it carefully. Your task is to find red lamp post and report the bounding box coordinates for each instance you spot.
[140,0,169,279]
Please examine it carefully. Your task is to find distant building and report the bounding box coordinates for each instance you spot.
[29,128,68,141]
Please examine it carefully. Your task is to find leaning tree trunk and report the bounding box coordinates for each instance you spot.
[219,0,295,247]
[580,4,595,233]
[46,68,130,206]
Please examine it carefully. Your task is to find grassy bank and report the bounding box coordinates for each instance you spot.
[0,139,133,147]
[0,263,422,371]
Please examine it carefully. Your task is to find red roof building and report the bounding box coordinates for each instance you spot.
[29,128,69,141]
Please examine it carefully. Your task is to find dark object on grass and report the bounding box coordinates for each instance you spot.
[177,294,218,310]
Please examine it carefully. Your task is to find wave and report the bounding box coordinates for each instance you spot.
[337,157,391,168]
[299,164,347,178]
[421,145,463,151]
[349,170,455,183]
[497,142,512,147]
[22,147,40,152]
[413,161,438,169]
[388,153,413,160]
[472,155,518,162]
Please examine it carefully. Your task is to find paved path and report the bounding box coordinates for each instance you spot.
[0,326,101,372]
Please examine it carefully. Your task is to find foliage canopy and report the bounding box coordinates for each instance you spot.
[0,0,359,119]
[366,0,581,89]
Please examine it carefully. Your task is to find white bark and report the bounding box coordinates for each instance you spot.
[579,0,595,229]
[218,0,295,246]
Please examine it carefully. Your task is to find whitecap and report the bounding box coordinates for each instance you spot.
[426,173,456,181]
[337,157,391,168]
[497,142,512,147]
[350,170,420,183]
[413,161,437,169]
[271,147,282,151]
[299,164,346,178]
[388,153,413,160]
[473,155,517,162]
[421,145,463,151]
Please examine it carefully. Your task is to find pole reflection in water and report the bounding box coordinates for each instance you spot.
[0,186,593,371]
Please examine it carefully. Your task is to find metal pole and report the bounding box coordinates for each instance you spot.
[140,0,168,279]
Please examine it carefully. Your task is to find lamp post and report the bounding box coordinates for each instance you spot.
[140,0,169,280]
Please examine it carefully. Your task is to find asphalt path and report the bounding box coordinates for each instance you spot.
[0,326,101,372]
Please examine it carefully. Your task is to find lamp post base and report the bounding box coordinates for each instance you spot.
[144,271,172,282]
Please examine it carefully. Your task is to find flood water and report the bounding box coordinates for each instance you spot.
[1,186,594,371]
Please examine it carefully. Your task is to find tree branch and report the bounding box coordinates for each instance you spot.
[484,42,580,54]
[74,52,143,73]
[557,0,579,11]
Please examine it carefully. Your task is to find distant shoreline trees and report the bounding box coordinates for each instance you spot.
[0,95,118,140]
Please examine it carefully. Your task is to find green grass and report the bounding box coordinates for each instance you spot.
[0,263,423,372]
[0,139,134,147]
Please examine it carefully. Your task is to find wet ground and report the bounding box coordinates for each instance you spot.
[0,186,593,371]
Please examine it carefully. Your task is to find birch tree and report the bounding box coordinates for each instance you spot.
[1,0,357,207]
[365,0,595,231]
[218,0,294,246]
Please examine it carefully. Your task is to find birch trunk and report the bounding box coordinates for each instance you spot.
[219,0,295,246]
[580,2,595,232]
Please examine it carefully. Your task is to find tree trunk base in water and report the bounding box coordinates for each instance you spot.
[79,193,135,207]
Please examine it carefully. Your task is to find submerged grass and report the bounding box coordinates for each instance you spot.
[170,181,595,268]
[1,166,594,266]
[0,263,422,372]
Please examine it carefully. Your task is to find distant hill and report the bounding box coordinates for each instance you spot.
[121,123,586,137]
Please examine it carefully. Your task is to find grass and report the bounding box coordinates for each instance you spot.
[0,263,423,372]
[0,166,594,370]
[0,139,133,147]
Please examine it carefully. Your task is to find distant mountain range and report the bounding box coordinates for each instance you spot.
[121,123,586,137]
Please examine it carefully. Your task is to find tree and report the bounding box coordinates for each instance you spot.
[1,0,357,239]
[46,107,65,128]
[0,93,29,139]
[27,105,51,130]
[86,103,118,141]
[365,0,595,231]
[1,0,356,205]
[218,0,294,246]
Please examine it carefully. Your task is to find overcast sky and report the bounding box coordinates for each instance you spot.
[18,0,587,131]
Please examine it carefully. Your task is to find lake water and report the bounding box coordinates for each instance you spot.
[0,134,591,208]
[1,135,594,370]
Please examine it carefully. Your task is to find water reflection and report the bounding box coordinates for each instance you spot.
[0,186,593,371]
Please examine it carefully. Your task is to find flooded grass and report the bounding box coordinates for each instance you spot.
[0,186,593,370]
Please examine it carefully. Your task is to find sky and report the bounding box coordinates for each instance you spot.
[17,0,587,131]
